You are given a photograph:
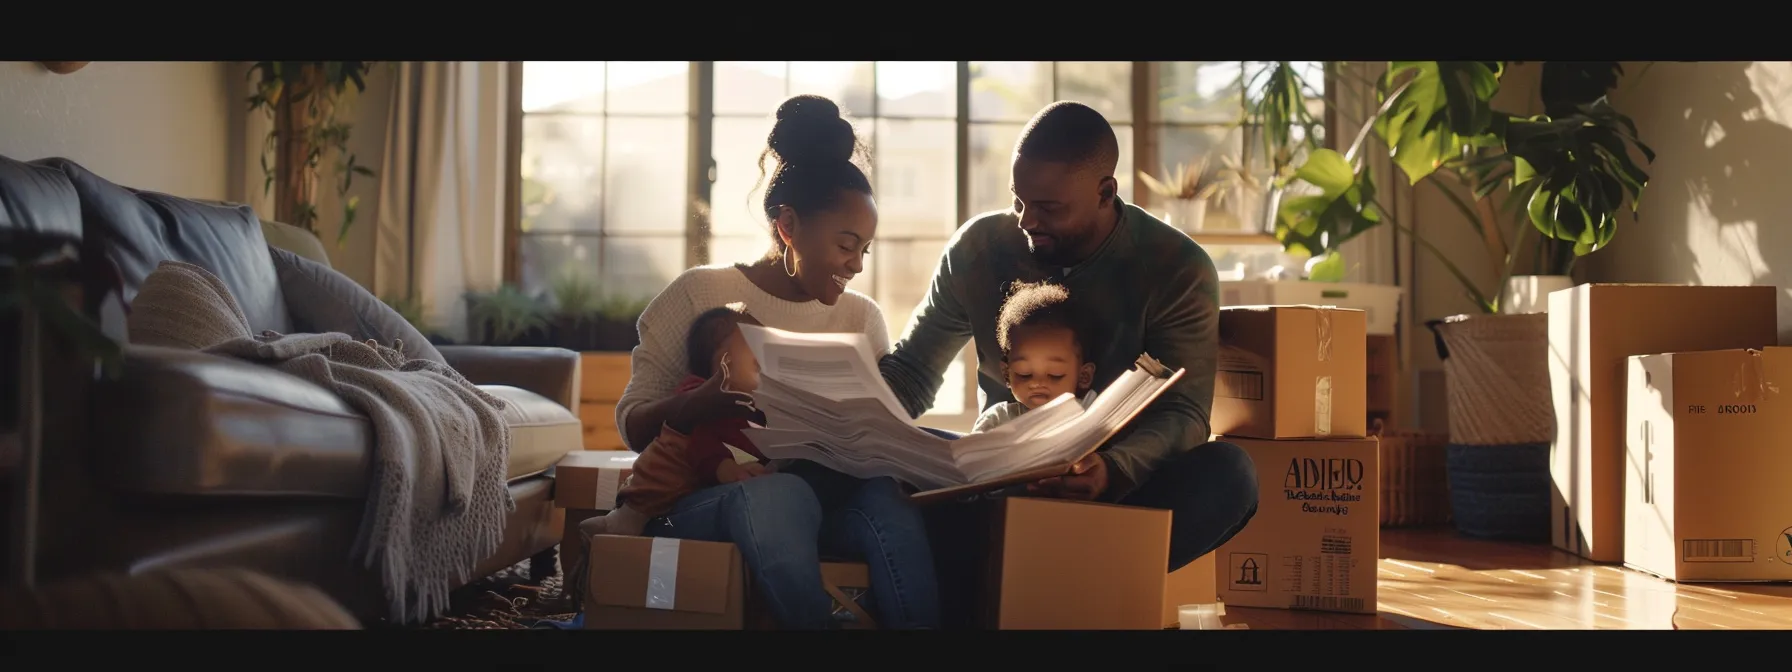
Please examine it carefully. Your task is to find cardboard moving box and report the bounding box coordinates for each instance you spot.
[1216,436,1380,614]
[748,561,879,630]
[983,497,1172,630]
[1624,347,1792,582]
[552,450,637,510]
[1213,305,1368,440]
[583,535,745,630]
[1549,284,1777,562]
[1163,552,1217,628]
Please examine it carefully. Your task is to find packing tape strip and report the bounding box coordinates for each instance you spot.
[645,536,680,610]
[1314,375,1333,437]
[1314,308,1334,362]
[1734,349,1781,403]
[594,469,623,510]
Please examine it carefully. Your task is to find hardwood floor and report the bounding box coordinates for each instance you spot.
[1219,527,1792,630]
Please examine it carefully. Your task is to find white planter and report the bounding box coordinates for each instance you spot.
[1164,199,1209,234]
[1500,275,1575,315]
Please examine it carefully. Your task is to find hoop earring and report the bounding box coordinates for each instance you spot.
[783,248,798,277]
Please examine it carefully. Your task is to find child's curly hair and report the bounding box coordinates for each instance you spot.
[685,304,760,379]
[995,281,1094,362]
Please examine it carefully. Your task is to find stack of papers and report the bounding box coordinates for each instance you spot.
[736,325,1184,497]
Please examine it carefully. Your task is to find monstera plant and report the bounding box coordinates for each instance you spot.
[1259,61,1654,314]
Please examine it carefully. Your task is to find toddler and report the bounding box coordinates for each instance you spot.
[579,305,771,538]
[972,281,1100,433]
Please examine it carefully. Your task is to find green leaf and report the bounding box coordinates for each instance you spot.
[1293,149,1355,197]
[1307,252,1347,283]
[1513,156,1537,185]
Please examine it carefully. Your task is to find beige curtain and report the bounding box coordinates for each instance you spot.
[373,61,510,343]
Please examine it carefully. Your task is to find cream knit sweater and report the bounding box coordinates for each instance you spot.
[614,264,891,452]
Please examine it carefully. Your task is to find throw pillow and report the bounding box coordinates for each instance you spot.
[266,245,447,365]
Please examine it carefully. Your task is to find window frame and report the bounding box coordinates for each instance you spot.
[505,61,1325,429]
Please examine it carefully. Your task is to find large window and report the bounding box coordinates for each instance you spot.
[513,61,1324,427]
[517,62,693,297]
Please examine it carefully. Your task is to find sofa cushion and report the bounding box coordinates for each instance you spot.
[267,245,447,366]
[0,154,82,238]
[32,157,291,334]
[93,347,580,499]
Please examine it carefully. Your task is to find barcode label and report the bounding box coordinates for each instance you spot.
[1217,370,1264,400]
[1292,595,1365,612]
[1684,539,1754,563]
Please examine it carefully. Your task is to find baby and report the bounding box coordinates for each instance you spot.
[579,304,771,538]
[972,281,1100,433]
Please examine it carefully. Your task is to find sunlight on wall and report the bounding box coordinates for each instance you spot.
[1591,61,1792,341]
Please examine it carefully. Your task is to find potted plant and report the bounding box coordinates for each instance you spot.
[590,294,649,353]
[464,284,551,348]
[548,271,603,352]
[1138,156,1255,234]
[245,61,379,245]
[1249,61,1655,541]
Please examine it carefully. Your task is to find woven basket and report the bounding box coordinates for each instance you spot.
[1374,422,1452,527]
[1426,313,1554,541]
[1429,313,1554,445]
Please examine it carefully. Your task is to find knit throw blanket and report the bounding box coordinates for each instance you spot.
[128,260,515,624]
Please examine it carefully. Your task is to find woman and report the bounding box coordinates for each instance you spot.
[609,95,940,630]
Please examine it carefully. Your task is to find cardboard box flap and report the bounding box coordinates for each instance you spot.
[588,536,737,615]
[1222,304,1367,314]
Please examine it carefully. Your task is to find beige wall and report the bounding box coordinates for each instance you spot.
[1582,61,1792,344]
[0,61,234,201]
[0,60,392,289]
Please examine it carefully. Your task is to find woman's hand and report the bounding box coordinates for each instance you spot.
[716,459,768,484]
[668,352,759,434]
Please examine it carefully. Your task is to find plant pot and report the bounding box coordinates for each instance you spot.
[1164,199,1208,234]
[1425,313,1555,542]
[591,318,640,352]
[1500,275,1575,315]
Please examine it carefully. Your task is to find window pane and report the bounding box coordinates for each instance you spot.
[790,61,875,117]
[1114,124,1135,204]
[969,122,1024,215]
[1158,61,1242,124]
[523,61,606,113]
[930,353,970,417]
[871,119,958,237]
[604,235,688,298]
[969,62,1051,123]
[870,238,949,346]
[520,116,604,234]
[1155,124,1240,176]
[1056,62,1132,121]
[876,62,955,118]
[715,61,788,116]
[606,62,690,115]
[710,233,771,267]
[518,232,600,297]
[604,117,689,235]
[710,116,776,237]
[1207,244,1305,285]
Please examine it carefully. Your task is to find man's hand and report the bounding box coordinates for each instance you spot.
[1027,453,1108,501]
[669,353,758,434]
[716,459,768,484]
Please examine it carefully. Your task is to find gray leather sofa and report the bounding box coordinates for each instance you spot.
[0,154,583,623]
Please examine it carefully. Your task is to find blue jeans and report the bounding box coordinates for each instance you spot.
[644,467,941,630]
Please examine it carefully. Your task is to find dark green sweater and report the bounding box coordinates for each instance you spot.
[878,198,1222,501]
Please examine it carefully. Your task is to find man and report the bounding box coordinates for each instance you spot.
[880,101,1259,625]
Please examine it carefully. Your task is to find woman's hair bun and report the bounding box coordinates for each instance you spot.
[765,95,859,167]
